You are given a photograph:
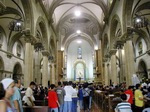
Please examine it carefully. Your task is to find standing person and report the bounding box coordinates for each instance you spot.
[56,82,65,112]
[48,84,59,112]
[11,79,23,112]
[124,86,134,111]
[135,84,144,112]
[78,85,83,110]
[1,78,16,112]
[88,83,94,110]
[0,82,6,112]
[82,83,90,111]
[23,81,36,106]
[72,83,78,112]
[63,81,74,112]
[115,94,132,112]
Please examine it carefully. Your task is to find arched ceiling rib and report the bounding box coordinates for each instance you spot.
[42,0,108,47]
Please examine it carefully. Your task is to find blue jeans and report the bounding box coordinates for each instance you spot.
[49,108,58,112]
[72,98,78,112]
[79,100,83,109]
[89,96,92,109]
[63,101,72,112]
[59,104,64,112]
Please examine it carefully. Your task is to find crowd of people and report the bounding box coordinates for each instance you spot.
[1,77,150,112]
[93,81,150,112]
[0,78,94,112]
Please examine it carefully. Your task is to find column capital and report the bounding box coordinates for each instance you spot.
[24,36,37,45]
[42,50,50,57]
[113,39,124,49]
[109,49,117,56]
[120,27,135,42]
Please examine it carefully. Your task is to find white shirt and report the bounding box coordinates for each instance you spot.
[23,87,35,106]
[64,86,75,101]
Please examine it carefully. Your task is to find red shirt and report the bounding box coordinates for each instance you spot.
[124,89,134,104]
[48,90,58,108]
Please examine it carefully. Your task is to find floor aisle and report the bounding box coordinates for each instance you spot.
[77,101,102,112]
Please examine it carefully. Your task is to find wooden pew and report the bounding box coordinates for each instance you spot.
[23,106,48,112]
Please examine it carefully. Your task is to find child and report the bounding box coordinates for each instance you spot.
[115,94,132,112]
[48,84,59,112]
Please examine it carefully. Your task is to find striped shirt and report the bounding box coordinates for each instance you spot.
[115,102,132,112]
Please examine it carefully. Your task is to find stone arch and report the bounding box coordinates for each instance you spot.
[64,36,94,53]
[73,60,86,80]
[0,56,4,80]
[122,0,134,32]
[110,14,122,49]
[21,0,34,33]
[8,32,23,52]
[138,59,148,79]
[0,26,7,47]
[35,16,48,50]
[12,62,22,79]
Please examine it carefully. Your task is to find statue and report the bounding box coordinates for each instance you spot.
[132,74,140,86]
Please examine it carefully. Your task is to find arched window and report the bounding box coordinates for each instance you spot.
[77,46,82,59]
[138,40,143,55]
[0,31,3,48]
[17,44,21,57]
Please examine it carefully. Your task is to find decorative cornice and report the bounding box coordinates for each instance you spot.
[6,52,13,58]
[113,39,124,49]
[109,49,117,56]
[42,50,50,57]
[0,70,13,74]
[146,49,150,55]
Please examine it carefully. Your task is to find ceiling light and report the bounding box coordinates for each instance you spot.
[75,10,81,17]
[61,47,64,51]
[77,40,82,44]
[136,18,141,23]
[95,46,98,50]
[76,30,81,34]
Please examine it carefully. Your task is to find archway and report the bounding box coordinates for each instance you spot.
[0,57,4,80]
[74,60,86,81]
[138,60,148,80]
[13,63,22,80]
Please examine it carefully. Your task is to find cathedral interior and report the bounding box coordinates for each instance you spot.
[0,0,150,87]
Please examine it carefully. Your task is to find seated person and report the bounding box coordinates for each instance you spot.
[115,94,132,112]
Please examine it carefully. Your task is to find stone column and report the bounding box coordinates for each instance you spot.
[104,62,109,85]
[51,63,56,84]
[57,50,63,82]
[109,49,117,85]
[34,52,41,84]
[114,40,124,83]
[42,50,49,87]
[24,42,34,87]
[124,39,135,86]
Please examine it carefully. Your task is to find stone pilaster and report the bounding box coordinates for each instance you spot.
[42,50,49,87]
[109,49,117,85]
[34,52,41,84]
[51,63,56,84]
[104,62,109,85]
[57,50,63,82]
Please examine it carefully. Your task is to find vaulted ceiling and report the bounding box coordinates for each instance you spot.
[42,0,110,48]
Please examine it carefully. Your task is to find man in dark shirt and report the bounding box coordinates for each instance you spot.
[56,82,66,112]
